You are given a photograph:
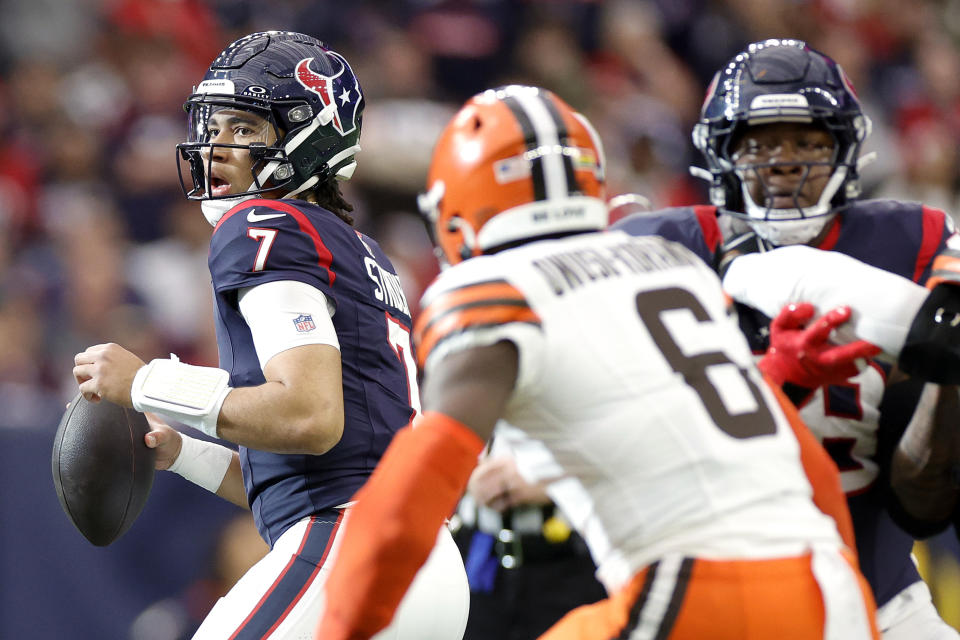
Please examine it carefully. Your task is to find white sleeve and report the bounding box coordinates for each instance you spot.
[721,245,928,357]
[418,263,546,394]
[238,280,339,370]
[422,324,545,395]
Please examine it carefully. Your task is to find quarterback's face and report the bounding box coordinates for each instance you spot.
[731,122,836,209]
[201,109,277,197]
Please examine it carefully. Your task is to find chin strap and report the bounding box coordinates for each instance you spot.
[715,229,770,280]
[200,194,257,227]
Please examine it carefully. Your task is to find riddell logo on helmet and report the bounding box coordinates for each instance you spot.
[294,56,360,136]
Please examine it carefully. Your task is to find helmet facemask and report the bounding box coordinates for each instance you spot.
[177,98,294,203]
[723,116,858,245]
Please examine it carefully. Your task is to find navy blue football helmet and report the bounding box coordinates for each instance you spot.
[177,31,364,212]
[692,39,872,245]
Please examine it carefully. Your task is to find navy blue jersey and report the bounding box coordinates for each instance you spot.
[612,204,723,267]
[614,199,954,607]
[209,198,418,545]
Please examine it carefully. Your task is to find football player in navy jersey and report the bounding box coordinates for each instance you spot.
[613,39,959,638]
[72,31,468,640]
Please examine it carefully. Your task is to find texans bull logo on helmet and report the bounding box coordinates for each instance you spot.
[295,54,361,137]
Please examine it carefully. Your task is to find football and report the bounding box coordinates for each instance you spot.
[52,393,156,546]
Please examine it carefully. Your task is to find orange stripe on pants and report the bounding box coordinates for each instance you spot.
[539,551,879,640]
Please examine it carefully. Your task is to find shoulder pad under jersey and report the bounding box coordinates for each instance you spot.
[415,256,542,371]
[209,199,344,294]
[612,205,721,267]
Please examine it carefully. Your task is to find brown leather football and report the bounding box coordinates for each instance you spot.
[52,393,156,546]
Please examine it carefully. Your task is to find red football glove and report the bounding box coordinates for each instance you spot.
[758,303,882,389]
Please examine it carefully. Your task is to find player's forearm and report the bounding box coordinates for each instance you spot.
[891,384,960,523]
[216,382,344,454]
[216,454,249,508]
[164,433,248,507]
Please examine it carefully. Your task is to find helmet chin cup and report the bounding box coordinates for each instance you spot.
[735,159,847,246]
[200,194,257,227]
[747,214,834,246]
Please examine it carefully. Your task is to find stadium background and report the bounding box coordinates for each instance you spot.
[0,0,958,637]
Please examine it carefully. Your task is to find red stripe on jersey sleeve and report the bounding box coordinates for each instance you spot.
[215,198,337,285]
[692,205,722,254]
[914,206,947,283]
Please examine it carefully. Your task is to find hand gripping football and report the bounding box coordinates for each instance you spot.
[52,393,156,546]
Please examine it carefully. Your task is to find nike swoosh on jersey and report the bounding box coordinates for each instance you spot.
[247,210,287,223]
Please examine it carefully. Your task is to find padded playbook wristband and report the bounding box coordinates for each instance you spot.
[131,355,232,438]
[899,282,960,384]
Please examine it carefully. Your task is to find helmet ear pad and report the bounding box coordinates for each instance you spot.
[293,133,339,179]
[293,128,361,181]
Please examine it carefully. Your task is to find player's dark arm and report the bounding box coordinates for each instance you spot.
[899,279,960,385]
[144,415,250,509]
[421,340,517,436]
[317,341,518,640]
[889,383,960,534]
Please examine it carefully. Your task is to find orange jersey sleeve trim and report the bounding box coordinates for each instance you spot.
[316,412,484,640]
[765,377,857,553]
[414,279,541,367]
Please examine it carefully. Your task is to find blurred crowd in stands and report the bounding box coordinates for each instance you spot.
[1,0,960,634]
[2,0,960,426]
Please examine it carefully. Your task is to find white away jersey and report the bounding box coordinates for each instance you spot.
[415,230,841,591]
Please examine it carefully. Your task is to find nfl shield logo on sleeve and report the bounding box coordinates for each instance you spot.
[293,314,316,333]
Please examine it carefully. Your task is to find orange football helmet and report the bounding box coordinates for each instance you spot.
[418,85,607,266]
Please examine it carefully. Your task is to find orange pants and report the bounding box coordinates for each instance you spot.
[539,550,879,640]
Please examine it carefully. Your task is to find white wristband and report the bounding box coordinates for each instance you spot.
[168,433,233,493]
[131,354,232,438]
